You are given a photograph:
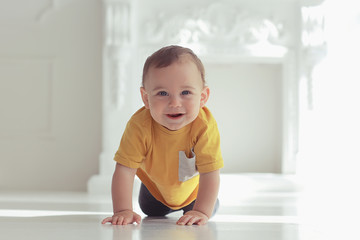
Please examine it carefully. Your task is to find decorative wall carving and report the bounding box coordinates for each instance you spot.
[140,2,290,56]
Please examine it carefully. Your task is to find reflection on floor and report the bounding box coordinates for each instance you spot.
[0,174,358,240]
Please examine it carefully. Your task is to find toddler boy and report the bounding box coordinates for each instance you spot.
[102,45,224,225]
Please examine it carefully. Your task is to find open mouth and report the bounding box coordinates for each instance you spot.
[166,113,184,119]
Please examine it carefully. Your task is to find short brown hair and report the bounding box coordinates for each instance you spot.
[142,45,205,87]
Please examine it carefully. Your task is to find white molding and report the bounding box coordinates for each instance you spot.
[281,50,299,173]
[300,4,327,110]
[88,0,135,194]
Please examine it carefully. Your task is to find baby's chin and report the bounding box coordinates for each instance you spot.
[162,124,185,131]
[161,120,190,131]
[163,118,197,131]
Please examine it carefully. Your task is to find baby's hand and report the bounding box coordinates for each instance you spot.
[176,210,209,226]
[102,210,141,225]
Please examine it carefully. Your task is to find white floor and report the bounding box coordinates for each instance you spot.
[0,174,358,240]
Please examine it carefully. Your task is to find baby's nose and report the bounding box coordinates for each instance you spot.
[169,96,182,108]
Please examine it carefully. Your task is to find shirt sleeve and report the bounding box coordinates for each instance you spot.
[193,116,224,173]
[114,120,147,169]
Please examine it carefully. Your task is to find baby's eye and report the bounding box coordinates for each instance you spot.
[157,91,168,96]
[181,90,191,95]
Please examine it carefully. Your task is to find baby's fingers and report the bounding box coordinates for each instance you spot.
[102,216,128,225]
[186,216,206,226]
[177,215,193,225]
[101,217,113,224]
[134,213,142,224]
[195,217,207,225]
[102,216,125,225]
[102,211,142,225]
[177,215,207,226]
[113,216,125,225]
[185,216,199,225]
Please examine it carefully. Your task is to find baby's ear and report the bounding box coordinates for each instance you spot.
[200,87,210,108]
[140,87,150,109]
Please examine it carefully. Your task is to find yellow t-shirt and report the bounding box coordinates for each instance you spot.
[114,106,224,209]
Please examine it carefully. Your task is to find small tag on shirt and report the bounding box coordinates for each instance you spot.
[178,149,199,182]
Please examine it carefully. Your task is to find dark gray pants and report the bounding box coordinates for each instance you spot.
[138,183,219,217]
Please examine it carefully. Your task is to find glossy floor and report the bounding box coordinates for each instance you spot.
[0,174,358,240]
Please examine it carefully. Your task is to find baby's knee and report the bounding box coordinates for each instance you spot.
[139,203,171,217]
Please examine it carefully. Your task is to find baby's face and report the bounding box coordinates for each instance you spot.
[141,58,209,131]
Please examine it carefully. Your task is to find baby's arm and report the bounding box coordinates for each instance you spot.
[101,163,141,225]
[177,169,220,225]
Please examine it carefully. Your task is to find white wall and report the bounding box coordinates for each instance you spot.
[205,63,282,173]
[0,0,102,191]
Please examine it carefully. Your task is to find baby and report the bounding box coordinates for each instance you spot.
[102,45,224,226]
